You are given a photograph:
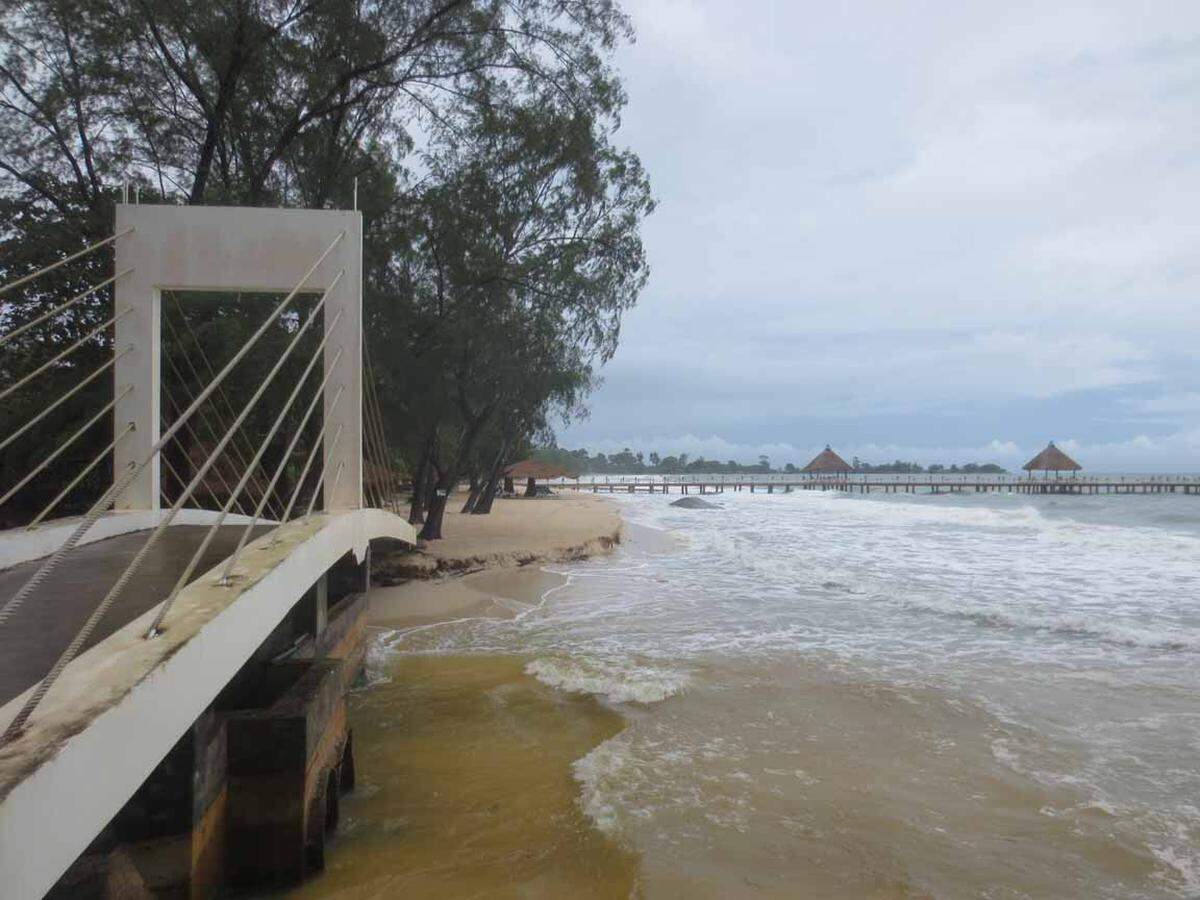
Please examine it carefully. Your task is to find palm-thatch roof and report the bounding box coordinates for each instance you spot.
[1022,442,1081,472]
[505,459,572,480]
[801,446,852,474]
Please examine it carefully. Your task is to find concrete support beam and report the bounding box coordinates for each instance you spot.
[314,576,328,639]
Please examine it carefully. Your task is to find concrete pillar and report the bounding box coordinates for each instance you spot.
[361,545,371,598]
[313,575,328,639]
[324,217,363,512]
[113,205,160,512]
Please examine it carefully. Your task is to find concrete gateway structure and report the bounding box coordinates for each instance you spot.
[0,203,415,898]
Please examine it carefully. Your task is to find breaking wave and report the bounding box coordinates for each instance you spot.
[525,656,688,704]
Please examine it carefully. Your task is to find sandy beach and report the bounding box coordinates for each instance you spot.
[369,493,625,628]
[372,493,622,583]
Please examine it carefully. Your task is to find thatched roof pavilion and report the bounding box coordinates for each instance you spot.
[801,445,853,476]
[505,460,572,480]
[504,459,573,496]
[1022,442,1081,476]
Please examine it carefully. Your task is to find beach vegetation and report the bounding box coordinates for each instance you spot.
[0,0,653,538]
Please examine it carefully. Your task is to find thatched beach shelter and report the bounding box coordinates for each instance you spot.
[801,445,853,478]
[1022,442,1081,478]
[504,460,572,496]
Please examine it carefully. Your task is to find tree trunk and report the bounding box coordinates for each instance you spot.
[418,405,497,539]
[472,442,509,515]
[408,451,429,525]
[419,467,452,541]
[460,471,482,513]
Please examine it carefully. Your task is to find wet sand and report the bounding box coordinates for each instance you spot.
[368,566,570,629]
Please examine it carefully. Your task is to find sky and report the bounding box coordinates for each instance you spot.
[556,1,1200,472]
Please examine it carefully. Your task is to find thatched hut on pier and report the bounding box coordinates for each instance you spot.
[1022,442,1081,478]
[801,446,853,478]
[504,460,572,496]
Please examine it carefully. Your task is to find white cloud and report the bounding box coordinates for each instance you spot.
[584,1,1200,467]
[1125,393,1200,414]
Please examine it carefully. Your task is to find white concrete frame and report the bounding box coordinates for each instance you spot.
[113,204,363,513]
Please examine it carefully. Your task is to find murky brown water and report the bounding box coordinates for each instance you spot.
[282,654,637,899]
[282,649,1160,900]
[280,494,1200,899]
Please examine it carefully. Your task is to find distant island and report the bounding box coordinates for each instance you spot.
[531,447,1007,476]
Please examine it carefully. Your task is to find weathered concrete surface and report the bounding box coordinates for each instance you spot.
[305,592,370,694]
[0,508,413,900]
[0,524,269,706]
[226,659,348,886]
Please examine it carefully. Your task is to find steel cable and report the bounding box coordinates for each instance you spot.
[0,229,133,299]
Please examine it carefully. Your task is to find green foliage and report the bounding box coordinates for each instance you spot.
[0,0,653,535]
[532,447,784,476]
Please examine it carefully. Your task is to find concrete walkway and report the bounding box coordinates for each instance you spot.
[0,525,267,706]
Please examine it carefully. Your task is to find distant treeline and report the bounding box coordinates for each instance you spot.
[531,447,1007,476]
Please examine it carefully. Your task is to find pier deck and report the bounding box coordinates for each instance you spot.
[551,476,1200,496]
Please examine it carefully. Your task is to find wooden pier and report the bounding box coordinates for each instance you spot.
[548,475,1200,497]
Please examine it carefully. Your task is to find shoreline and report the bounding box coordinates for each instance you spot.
[372,492,623,584]
[287,495,664,898]
[368,493,653,630]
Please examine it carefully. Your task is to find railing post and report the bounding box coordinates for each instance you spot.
[113,204,159,512]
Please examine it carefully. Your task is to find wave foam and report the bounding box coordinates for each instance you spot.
[357,629,401,688]
[901,597,1198,652]
[526,656,688,704]
[572,737,637,837]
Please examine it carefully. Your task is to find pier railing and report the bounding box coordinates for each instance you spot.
[546,473,1200,496]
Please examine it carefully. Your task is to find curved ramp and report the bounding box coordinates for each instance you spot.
[0,508,414,900]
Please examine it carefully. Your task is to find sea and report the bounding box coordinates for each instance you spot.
[293,485,1200,899]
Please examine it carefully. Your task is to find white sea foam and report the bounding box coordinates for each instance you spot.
[1150,842,1200,899]
[572,737,637,838]
[525,656,688,704]
[895,596,1199,652]
[357,628,400,688]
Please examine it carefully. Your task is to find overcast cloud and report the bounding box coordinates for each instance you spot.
[556,1,1200,471]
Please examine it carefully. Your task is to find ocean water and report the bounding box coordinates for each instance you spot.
[355,489,1200,898]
